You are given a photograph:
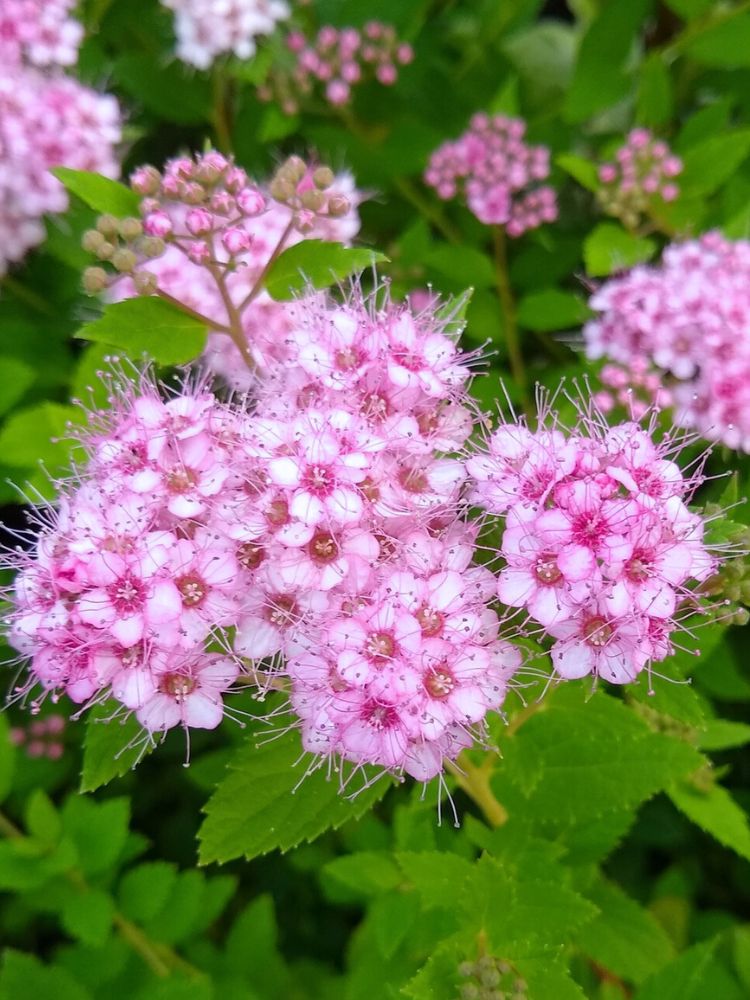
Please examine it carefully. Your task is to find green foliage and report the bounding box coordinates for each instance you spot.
[264,241,389,300]
[52,169,140,217]
[80,702,153,793]
[198,728,391,864]
[584,223,657,276]
[75,298,208,366]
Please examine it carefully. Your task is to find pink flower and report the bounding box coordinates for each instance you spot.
[136,654,239,732]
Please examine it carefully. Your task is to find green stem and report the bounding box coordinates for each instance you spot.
[0,274,56,316]
[446,754,508,827]
[211,66,234,155]
[492,225,529,415]
[237,218,296,313]
[0,808,201,980]
[393,177,464,245]
[155,288,233,335]
[206,261,256,372]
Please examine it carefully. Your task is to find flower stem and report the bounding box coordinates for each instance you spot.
[393,177,464,245]
[237,218,296,313]
[492,225,530,415]
[446,754,508,827]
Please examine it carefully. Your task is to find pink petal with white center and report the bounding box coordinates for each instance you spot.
[130,468,161,494]
[326,487,363,523]
[111,613,145,648]
[168,495,203,518]
[268,456,301,488]
[276,521,315,546]
[235,616,282,659]
[450,684,488,723]
[551,640,596,679]
[112,667,157,709]
[428,571,464,612]
[497,567,535,608]
[146,580,182,623]
[404,742,443,781]
[558,544,596,581]
[137,693,182,732]
[184,691,224,729]
[290,491,325,526]
[528,586,572,628]
[77,589,116,627]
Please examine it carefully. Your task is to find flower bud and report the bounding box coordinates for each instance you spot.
[130,165,161,196]
[96,241,115,261]
[222,227,251,255]
[119,217,143,241]
[144,211,173,238]
[281,155,307,183]
[327,195,350,217]
[312,166,335,190]
[270,177,295,203]
[82,267,109,294]
[96,214,119,237]
[294,209,317,234]
[82,229,105,253]
[237,187,266,215]
[133,271,158,295]
[112,248,138,273]
[186,208,213,236]
[140,236,166,258]
[301,189,325,212]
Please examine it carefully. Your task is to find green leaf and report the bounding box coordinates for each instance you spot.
[80,701,152,792]
[669,780,750,861]
[680,130,750,197]
[370,891,420,959]
[584,223,657,277]
[224,895,290,997]
[697,719,750,751]
[576,876,676,984]
[0,714,16,804]
[565,0,653,123]
[52,168,139,217]
[75,297,208,366]
[502,23,577,109]
[0,358,35,417]
[198,728,391,864]
[516,289,590,331]
[322,852,401,898]
[682,12,750,68]
[556,153,599,192]
[25,790,61,846]
[426,245,495,290]
[665,0,719,17]
[113,54,212,124]
[61,889,115,948]
[264,241,388,301]
[635,938,744,1000]
[60,797,130,876]
[637,53,673,127]
[396,852,474,910]
[500,687,703,824]
[0,951,92,1000]
[118,862,177,923]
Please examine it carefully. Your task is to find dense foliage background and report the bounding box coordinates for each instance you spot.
[3,1,750,998]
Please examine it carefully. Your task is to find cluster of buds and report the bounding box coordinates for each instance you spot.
[259,22,413,112]
[424,113,557,235]
[266,156,350,232]
[455,956,527,1000]
[9,714,66,760]
[596,128,682,229]
[592,360,674,420]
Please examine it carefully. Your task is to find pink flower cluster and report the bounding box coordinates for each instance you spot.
[0,0,82,68]
[259,22,414,112]
[585,232,750,451]
[592,361,673,421]
[5,286,522,779]
[92,151,360,390]
[467,404,715,684]
[597,128,682,229]
[161,0,290,69]
[424,113,557,235]
[0,1,121,275]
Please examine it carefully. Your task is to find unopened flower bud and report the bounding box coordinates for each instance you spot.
[327,195,350,217]
[186,208,213,236]
[222,227,251,255]
[282,155,307,183]
[133,271,158,295]
[312,166,335,190]
[119,217,143,241]
[96,241,115,261]
[112,248,138,273]
[130,165,161,196]
[82,267,109,294]
[270,177,295,203]
[144,211,173,238]
[294,209,317,234]
[301,189,325,212]
[140,236,165,258]
[96,213,119,237]
[82,229,105,253]
[237,187,266,215]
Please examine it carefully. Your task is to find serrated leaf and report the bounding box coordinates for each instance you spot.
[501,687,702,824]
[584,223,657,277]
[61,889,114,948]
[224,895,290,996]
[60,797,130,876]
[264,241,388,300]
[669,780,750,861]
[25,790,61,846]
[576,876,676,984]
[118,862,177,922]
[143,869,206,945]
[75,298,208,366]
[371,891,420,959]
[516,289,590,331]
[52,168,139,217]
[635,937,744,1000]
[198,729,391,864]
[396,852,474,909]
[80,701,152,792]
[322,852,401,898]
[0,951,92,1000]
[697,719,750,751]
[556,153,599,192]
